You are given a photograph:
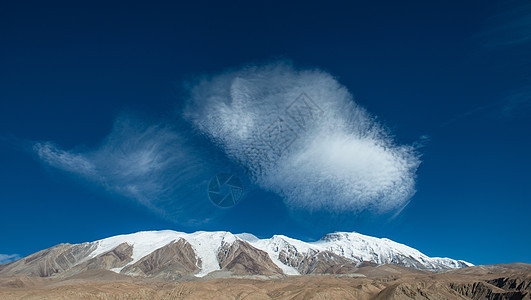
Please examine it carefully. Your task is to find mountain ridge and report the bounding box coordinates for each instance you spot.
[0,230,473,280]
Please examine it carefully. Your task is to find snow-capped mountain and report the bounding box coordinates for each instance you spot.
[0,230,472,280]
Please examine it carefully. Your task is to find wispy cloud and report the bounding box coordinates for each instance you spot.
[34,143,98,178]
[34,62,421,222]
[0,254,20,265]
[185,62,420,213]
[33,115,229,224]
[478,1,531,49]
[440,85,531,127]
[457,1,531,127]
[501,86,531,118]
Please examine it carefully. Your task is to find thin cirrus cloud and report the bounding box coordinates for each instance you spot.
[452,1,531,124]
[477,1,531,49]
[0,254,20,265]
[34,61,421,223]
[34,116,228,224]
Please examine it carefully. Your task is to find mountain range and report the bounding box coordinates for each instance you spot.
[0,230,472,280]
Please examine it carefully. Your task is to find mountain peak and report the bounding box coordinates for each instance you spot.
[319,232,358,242]
[235,233,259,242]
[0,230,472,279]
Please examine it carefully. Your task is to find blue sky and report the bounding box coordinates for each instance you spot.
[0,0,530,266]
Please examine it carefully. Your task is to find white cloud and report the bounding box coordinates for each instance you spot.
[34,142,98,177]
[184,62,420,213]
[34,62,421,220]
[0,254,20,265]
[33,115,226,223]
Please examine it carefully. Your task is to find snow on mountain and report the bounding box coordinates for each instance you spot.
[88,230,182,270]
[314,232,473,269]
[90,230,473,276]
[243,235,304,275]
[87,230,241,277]
[0,230,472,279]
[241,232,472,275]
[185,231,237,276]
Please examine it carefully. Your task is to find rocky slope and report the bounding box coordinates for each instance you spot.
[0,264,529,299]
[0,230,472,279]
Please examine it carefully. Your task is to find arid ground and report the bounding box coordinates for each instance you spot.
[0,263,529,299]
